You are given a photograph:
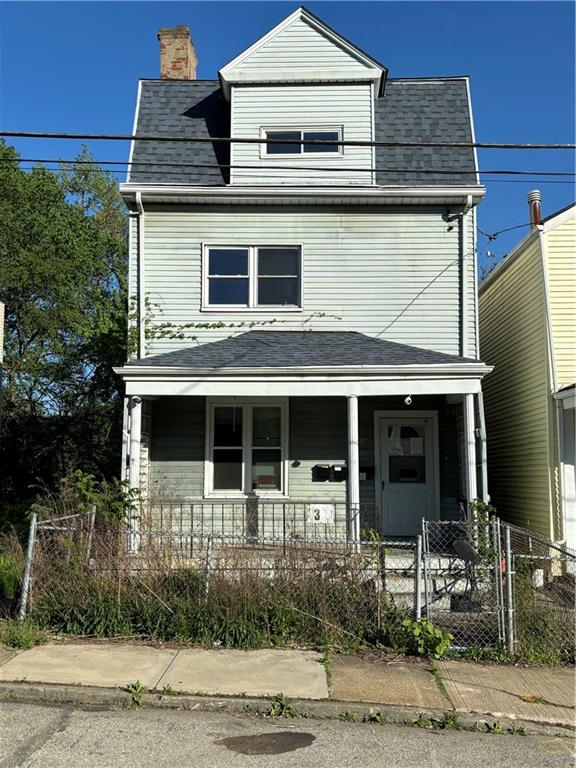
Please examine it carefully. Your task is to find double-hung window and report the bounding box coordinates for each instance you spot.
[207,401,287,496]
[261,127,343,157]
[203,245,301,309]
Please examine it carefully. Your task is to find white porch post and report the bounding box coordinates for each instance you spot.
[128,396,142,491]
[476,391,489,503]
[128,396,142,552]
[463,393,478,514]
[347,395,360,546]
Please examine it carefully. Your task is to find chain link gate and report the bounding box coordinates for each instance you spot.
[422,517,506,649]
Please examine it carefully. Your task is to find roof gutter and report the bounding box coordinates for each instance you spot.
[120,183,486,206]
[114,362,492,379]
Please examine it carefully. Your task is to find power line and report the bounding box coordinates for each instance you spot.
[1,130,575,150]
[2,156,575,178]
[12,163,574,184]
[478,222,545,240]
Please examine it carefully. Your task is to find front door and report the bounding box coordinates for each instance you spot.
[378,415,439,536]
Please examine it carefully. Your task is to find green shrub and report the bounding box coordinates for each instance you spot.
[0,554,21,601]
[399,618,452,659]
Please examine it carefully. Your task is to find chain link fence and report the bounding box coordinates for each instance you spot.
[15,510,575,661]
[19,510,417,651]
[422,517,575,661]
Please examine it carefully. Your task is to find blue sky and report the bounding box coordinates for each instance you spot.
[0,1,574,267]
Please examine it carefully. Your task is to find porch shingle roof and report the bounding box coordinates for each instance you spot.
[127,331,479,369]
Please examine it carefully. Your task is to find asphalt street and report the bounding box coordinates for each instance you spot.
[0,701,574,768]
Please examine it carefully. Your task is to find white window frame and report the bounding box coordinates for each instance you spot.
[201,244,303,312]
[204,398,290,499]
[260,126,344,159]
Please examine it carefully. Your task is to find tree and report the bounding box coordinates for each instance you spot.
[0,141,128,529]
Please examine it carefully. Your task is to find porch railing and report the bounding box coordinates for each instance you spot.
[137,499,379,543]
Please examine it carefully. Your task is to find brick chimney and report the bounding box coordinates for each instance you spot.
[157,26,197,80]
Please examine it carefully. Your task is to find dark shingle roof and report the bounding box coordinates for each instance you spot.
[130,80,229,185]
[127,331,478,368]
[128,78,477,187]
[375,79,476,185]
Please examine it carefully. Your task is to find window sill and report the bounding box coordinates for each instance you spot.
[200,306,303,314]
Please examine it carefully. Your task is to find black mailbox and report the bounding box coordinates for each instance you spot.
[312,464,331,482]
[330,465,348,482]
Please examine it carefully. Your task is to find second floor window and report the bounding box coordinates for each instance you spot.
[203,245,302,309]
[262,127,342,156]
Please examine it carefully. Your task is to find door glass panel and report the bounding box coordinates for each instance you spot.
[388,424,426,483]
[214,407,243,447]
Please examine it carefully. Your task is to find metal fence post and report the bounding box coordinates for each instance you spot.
[415,534,422,621]
[18,512,38,620]
[85,504,96,563]
[504,524,515,653]
[204,534,213,603]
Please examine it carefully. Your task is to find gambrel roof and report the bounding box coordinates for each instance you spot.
[129,76,476,187]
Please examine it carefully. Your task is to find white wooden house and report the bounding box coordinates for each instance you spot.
[114,7,491,540]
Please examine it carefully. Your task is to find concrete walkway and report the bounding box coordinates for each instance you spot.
[0,643,574,729]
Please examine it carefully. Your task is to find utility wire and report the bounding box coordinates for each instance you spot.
[2,156,574,178]
[1,130,575,150]
[12,163,574,184]
[477,222,545,240]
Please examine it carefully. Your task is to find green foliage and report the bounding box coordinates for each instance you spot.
[268,693,297,718]
[409,711,460,730]
[485,720,505,734]
[360,528,380,542]
[513,564,575,665]
[126,680,146,707]
[362,710,386,724]
[0,553,22,601]
[0,619,46,649]
[31,469,139,525]
[399,618,453,659]
[0,141,128,532]
[450,642,511,664]
[341,711,357,722]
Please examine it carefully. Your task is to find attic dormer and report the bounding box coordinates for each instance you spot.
[219,7,387,186]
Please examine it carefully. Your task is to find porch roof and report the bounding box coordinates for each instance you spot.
[115,332,490,397]
[125,331,479,369]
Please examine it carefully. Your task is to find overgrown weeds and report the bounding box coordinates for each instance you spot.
[268,693,297,718]
[0,618,46,649]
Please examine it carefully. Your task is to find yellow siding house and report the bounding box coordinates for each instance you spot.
[479,197,575,549]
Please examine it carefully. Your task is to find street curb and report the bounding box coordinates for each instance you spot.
[0,681,572,738]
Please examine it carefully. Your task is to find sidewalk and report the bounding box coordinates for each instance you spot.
[0,642,574,730]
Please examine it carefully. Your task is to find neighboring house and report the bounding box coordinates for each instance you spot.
[114,7,491,540]
[479,195,575,549]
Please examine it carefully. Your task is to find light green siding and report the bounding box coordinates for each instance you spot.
[147,395,460,533]
[141,206,473,357]
[230,83,373,185]
[479,233,552,537]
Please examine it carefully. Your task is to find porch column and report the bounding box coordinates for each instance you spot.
[347,395,360,545]
[128,396,142,491]
[463,393,478,513]
[476,391,489,502]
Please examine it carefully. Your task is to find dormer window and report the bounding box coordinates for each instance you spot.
[261,127,343,157]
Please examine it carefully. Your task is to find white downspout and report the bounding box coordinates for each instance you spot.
[135,192,146,359]
[460,194,474,358]
[476,390,489,502]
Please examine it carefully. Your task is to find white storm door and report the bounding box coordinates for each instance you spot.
[379,416,438,536]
